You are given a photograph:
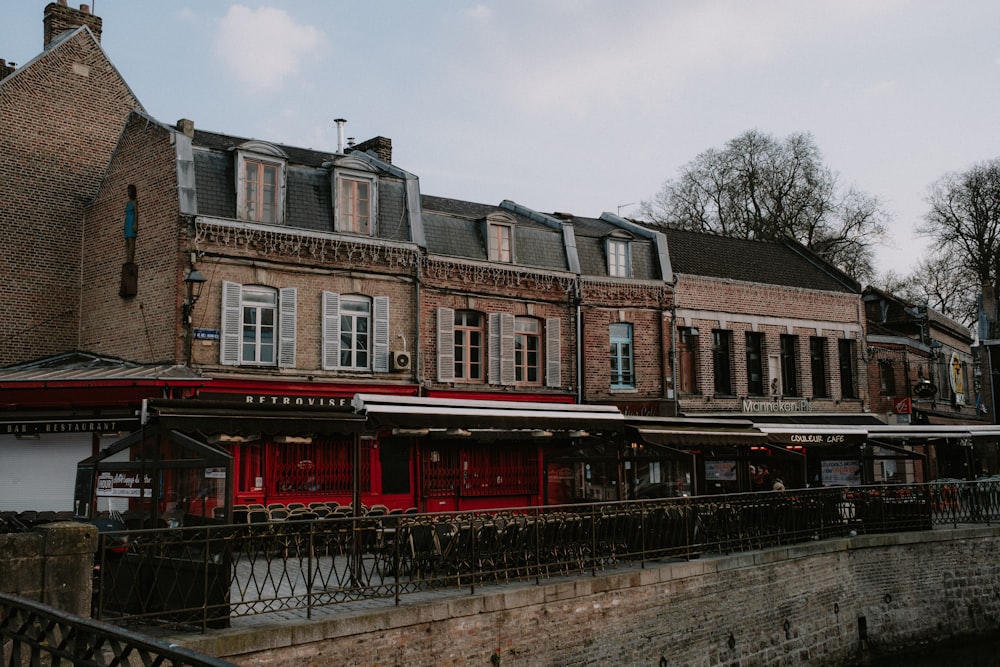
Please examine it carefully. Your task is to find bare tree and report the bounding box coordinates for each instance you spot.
[640,129,888,282]
[919,158,1000,290]
[882,249,979,327]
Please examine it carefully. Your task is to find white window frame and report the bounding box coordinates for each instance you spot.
[220,281,296,368]
[606,238,631,277]
[333,159,378,236]
[235,142,287,225]
[322,292,389,372]
[610,322,635,389]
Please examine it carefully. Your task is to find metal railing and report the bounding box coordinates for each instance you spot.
[0,592,235,666]
[91,481,996,632]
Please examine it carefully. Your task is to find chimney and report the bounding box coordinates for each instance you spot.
[44,1,103,48]
[176,118,195,138]
[351,136,392,164]
[334,118,347,153]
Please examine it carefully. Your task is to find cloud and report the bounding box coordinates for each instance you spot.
[213,5,324,92]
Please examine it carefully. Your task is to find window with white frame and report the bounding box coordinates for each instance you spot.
[336,174,375,235]
[220,282,297,367]
[453,310,485,383]
[236,143,287,225]
[488,222,513,262]
[607,238,631,277]
[514,317,542,385]
[610,322,635,389]
[322,292,389,372]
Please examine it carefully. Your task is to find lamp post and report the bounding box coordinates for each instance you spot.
[182,268,206,365]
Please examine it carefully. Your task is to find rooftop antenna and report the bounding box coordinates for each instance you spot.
[617,203,636,216]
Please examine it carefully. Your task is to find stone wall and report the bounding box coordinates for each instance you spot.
[0,522,97,618]
[174,526,1000,667]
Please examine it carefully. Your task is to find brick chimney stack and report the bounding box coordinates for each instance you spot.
[351,136,392,164]
[44,1,103,48]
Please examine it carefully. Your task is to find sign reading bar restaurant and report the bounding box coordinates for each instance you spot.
[96,471,153,498]
[3,418,139,436]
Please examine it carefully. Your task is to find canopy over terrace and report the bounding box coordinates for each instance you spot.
[351,394,625,437]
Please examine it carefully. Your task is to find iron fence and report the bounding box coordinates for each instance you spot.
[0,592,234,666]
[91,481,995,632]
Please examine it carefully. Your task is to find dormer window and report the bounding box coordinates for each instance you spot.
[236,142,287,225]
[606,234,632,277]
[484,213,515,263]
[333,157,378,236]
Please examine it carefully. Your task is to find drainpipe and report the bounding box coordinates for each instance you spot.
[573,280,583,404]
[669,275,679,416]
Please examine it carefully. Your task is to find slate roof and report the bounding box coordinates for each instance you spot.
[421,195,569,271]
[563,214,660,281]
[662,227,859,293]
[0,352,202,382]
[191,129,411,242]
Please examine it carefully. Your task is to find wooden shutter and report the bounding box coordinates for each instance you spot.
[322,292,341,370]
[373,296,390,373]
[545,317,561,388]
[488,312,501,385]
[277,287,297,368]
[219,281,242,365]
[437,307,455,382]
[500,313,515,386]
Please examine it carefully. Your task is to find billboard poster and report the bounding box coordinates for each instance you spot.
[96,471,153,498]
[821,460,861,487]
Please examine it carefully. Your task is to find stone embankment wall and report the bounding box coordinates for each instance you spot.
[0,522,96,617]
[176,526,1000,667]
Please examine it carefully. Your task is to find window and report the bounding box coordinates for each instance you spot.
[488,223,513,262]
[454,311,485,383]
[779,334,798,396]
[712,329,733,394]
[610,323,634,389]
[746,332,765,396]
[236,143,287,225]
[437,309,560,387]
[322,293,389,372]
[220,282,297,367]
[810,337,828,398]
[607,238,630,277]
[514,317,542,385]
[677,327,699,394]
[878,360,896,395]
[838,339,857,398]
[337,176,373,234]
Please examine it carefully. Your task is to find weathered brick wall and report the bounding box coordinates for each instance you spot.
[0,522,96,618]
[176,527,1000,667]
[676,274,869,412]
[0,24,141,365]
[80,114,183,363]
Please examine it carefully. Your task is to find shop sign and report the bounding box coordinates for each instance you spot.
[3,418,138,436]
[894,397,911,415]
[96,471,153,498]
[741,398,811,414]
[206,393,354,410]
[769,432,866,446]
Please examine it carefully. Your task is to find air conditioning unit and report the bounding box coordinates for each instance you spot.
[391,350,412,371]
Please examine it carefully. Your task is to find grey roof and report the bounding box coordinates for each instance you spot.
[191,129,411,242]
[562,214,660,281]
[0,352,202,383]
[663,228,859,293]
[421,195,569,271]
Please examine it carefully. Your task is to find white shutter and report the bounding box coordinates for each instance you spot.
[322,292,341,370]
[545,317,561,388]
[373,296,390,373]
[437,307,455,382]
[488,312,501,385]
[219,281,242,365]
[500,313,515,386]
[278,287,297,368]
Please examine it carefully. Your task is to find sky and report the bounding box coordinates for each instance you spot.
[5,0,1000,277]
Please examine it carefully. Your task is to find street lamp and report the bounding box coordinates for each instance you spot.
[182,269,206,327]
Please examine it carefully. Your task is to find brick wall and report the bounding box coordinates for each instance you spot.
[0,24,140,365]
[175,526,1000,666]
